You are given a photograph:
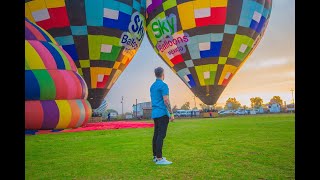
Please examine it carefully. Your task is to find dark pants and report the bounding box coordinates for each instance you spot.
[152,115,169,158]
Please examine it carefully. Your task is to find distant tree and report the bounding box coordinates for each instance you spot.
[124,112,132,115]
[106,109,118,114]
[224,97,241,110]
[181,102,190,110]
[192,107,198,110]
[269,96,283,106]
[250,97,263,108]
[243,105,248,110]
[172,105,178,112]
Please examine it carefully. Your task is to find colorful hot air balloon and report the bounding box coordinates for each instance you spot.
[25,0,146,109]
[146,0,272,105]
[25,18,92,130]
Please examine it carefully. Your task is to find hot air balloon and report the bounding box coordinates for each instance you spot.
[25,0,146,109]
[25,18,92,130]
[146,0,272,105]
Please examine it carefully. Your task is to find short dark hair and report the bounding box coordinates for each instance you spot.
[154,67,164,78]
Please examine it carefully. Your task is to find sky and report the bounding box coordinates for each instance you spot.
[105,0,295,113]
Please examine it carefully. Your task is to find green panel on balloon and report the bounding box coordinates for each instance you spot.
[32,70,56,100]
[163,0,177,10]
[195,64,217,86]
[79,60,90,68]
[228,35,254,59]
[88,35,121,60]
[100,46,122,61]
[218,57,227,64]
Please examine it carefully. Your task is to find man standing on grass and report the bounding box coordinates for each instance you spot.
[150,67,174,165]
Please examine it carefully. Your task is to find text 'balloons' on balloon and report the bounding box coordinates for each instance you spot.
[146,0,272,105]
[25,18,92,130]
[25,0,147,109]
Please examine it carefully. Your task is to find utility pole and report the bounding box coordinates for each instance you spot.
[121,96,124,117]
[135,99,138,119]
[290,88,294,106]
[193,95,197,109]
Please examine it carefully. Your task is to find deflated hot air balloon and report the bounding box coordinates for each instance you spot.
[146,0,272,105]
[25,0,146,109]
[25,18,92,130]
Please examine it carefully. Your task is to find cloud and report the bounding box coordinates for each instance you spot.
[242,57,290,70]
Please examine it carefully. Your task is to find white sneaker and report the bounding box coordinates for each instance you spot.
[155,158,172,165]
[153,156,166,162]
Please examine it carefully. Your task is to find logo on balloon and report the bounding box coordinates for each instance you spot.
[120,11,145,51]
[150,14,190,57]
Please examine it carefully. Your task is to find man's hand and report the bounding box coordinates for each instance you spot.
[170,114,174,122]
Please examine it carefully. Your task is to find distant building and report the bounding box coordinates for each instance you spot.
[103,111,118,119]
[132,102,152,119]
[269,103,281,113]
[125,114,133,119]
[254,106,264,113]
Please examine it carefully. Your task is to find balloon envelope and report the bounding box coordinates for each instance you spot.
[25,18,92,130]
[146,0,272,105]
[25,0,146,108]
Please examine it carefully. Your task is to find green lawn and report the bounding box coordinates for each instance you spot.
[26,114,295,179]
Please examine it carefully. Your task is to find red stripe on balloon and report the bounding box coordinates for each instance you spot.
[97,75,109,88]
[170,54,184,65]
[28,40,57,70]
[195,7,227,26]
[25,101,44,129]
[35,7,70,30]
[69,71,83,99]
[81,100,92,127]
[60,70,77,99]
[222,73,233,86]
[47,70,68,99]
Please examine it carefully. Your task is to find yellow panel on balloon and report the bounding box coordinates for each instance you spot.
[25,41,46,69]
[218,65,237,85]
[90,67,112,88]
[193,0,210,9]
[25,5,35,22]
[177,2,196,30]
[210,0,228,7]
[55,100,72,129]
[26,0,47,12]
[45,0,66,8]
[113,62,121,69]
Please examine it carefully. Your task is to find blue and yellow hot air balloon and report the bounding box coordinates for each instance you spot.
[25,0,146,108]
[146,0,272,105]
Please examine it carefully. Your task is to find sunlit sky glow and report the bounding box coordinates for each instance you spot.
[105,0,295,113]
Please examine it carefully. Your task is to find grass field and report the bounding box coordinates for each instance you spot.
[25,114,295,179]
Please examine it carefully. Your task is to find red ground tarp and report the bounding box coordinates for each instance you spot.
[33,121,154,135]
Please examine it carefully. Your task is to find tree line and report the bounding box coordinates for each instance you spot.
[173,96,287,112]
